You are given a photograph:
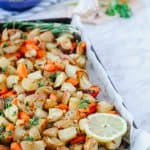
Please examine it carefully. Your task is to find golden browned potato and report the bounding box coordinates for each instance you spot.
[29,127,41,140]
[35,108,48,118]
[69,97,80,110]
[70,144,83,150]
[44,99,58,110]
[21,140,46,150]
[40,31,54,42]
[43,127,58,137]
[48,108,64,122]
[84,138,98,150]
[35,119,48,132]
[97,101,114,113]
[58,127,77,143]
[54,119,74,129]
[44,137,64,149]
[14,126,27,141]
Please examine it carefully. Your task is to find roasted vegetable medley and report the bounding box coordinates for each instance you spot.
[0,25,128,150]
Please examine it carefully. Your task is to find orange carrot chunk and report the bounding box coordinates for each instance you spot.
[56,104,69,111]
[10,142,22,150]
[19,112,30,122]
[66,77,79,86]
[17,63,28,78]
[6,123,15,131]
[70,135,86,144]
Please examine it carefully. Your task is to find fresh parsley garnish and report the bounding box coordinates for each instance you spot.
[49,72,60,82]
[24,136,34,141]
[21,32,27,39]
[38,81,45,87]
[105,0,132,18]
[0,125,5,133]
[7,130,13,135]
[1,66,8,73]
[4,97,13,109]
[29,117,39,125]
[79,99,90,109]
[2,43,8,48]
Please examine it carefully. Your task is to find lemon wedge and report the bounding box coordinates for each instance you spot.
[84,113,127,142]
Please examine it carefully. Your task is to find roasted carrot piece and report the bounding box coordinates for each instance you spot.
[56,104,69,111]
[0,86,8,95]
[19,112,30,122]
[88,103,97,114]
[70,135,86,144]
[6,123,15,131]
[107,110,119,115]
[11,98,18,105]
[66,77,79,86]
[37,49,46,58]
[1,91,14,98]
[17,63,28,78]
[54,62,64,71]
[44,60,56,72]
[10,142,22,150]
[50,93,57,101]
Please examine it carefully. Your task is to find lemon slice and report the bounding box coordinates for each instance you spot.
[84,113,127,142]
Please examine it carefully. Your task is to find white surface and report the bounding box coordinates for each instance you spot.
[80,0,150,132]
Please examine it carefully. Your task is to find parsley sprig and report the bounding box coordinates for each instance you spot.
[106,0,132,18]
[29,117,39,125]
[79,99,90,109]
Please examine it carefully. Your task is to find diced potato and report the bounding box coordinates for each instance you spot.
[0,57,10,68]
[25,49,37,58]
[21,140,46,150]
[79,76,91,90]
[0,116,9,126]
[34,59,46,70]
[97,101,114,113]
[57,147,70,150]
[40,31,54,42]
[28,28,40,39]
[43,127,58,137]
[36,119,48,132]
[29,127,41,140]
[2,29,8,41]
[76,55,86,68]
[69,97,80,110]
[13,84,24,94]
[65,64,78,77]
[61,82,76,92]
[6,75,19,88]
[79,118,88,132]
[0,74,6,83]
[7,66,17,75]
[62,91,71,105]
[46,43,57,51]
[83,138,98,150]
[70,144,83,150]
[44,99,58,110]
[16,119,25,126]
[48,108,63,122]
[54,119,74,129]
[105,137,122,150]
[14,126,27,141]
[57,35,72,50]
[44,137,64,149]
[21,78,38,92]
[28,70,42,80]
[58,127,77,142]
[3,45,20,54]
[54,72,67,88]
[47,52,61,62]
[35,108,48,118]
[4,104,18,123]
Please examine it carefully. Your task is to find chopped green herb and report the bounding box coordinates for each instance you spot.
[49,72,60,82]
[24,136,34,141]
[2,43,8,48]
[29,117,39,125]
[0,110,3,116]
[4,97,13,109]
[105,0,132,18]
[1,66,7,73]
[38,81,45,87]
[21,32,27,39]
[0,125,5,133]
[7,130,13,135]
[0,134,4,140]
[79,99,90,109]
[4,103,12,109]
